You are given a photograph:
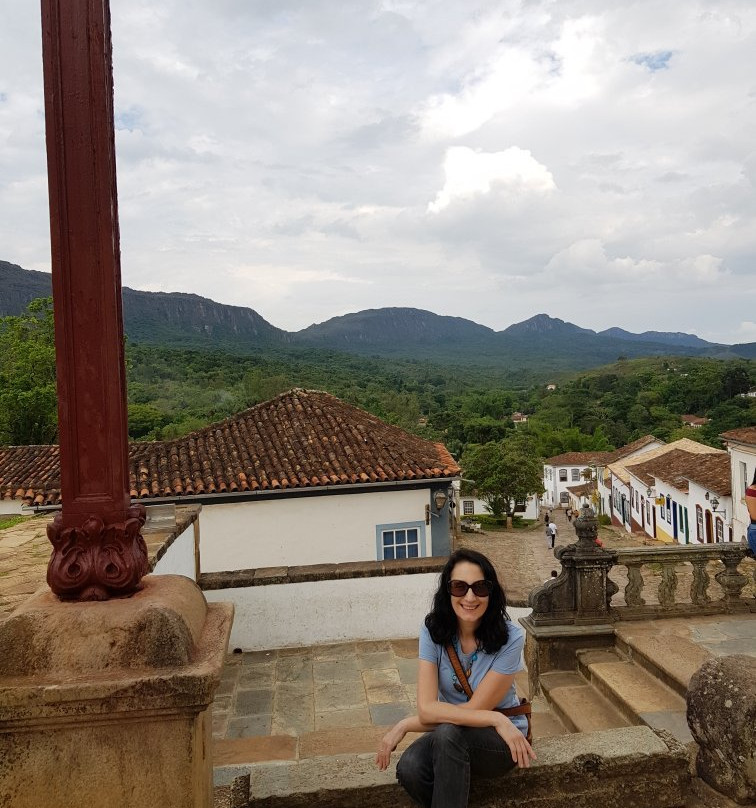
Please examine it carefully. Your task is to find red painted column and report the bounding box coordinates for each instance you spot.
[41,0,147,600]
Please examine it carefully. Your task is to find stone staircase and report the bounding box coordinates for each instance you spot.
[540,624,713,748]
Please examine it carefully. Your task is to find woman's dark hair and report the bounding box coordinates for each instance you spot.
[425,548,509,653]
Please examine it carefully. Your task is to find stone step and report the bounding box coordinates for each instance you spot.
[540,671,630,734]
[577,651,692,745]
[614,624,714,698]
[213,725,689,808]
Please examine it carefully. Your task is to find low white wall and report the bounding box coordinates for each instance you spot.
[152,522,197,580]
[203,574,533,652]
[0,501,25,515]
[199,488,430,571]
[204,573,439,650]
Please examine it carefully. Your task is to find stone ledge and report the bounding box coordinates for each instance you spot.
[200,557,445,591]
[213,725,689,808]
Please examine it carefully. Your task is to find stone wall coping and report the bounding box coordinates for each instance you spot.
[145,504,201,569]
[214,725,689,808]
[199,557,445,591]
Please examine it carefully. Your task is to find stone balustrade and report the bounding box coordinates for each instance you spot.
[612,543,754,619]
[528,505,754,627]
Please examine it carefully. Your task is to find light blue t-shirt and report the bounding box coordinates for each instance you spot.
[418,620,527,736]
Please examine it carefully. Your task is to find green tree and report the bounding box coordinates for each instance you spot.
[0,298,58,445]
[461,437,545,523]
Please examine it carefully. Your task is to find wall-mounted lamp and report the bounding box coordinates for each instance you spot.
[646,487,653,498]
[434,490,448,510]
[710,496,727,520]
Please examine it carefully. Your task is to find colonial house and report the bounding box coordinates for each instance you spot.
[511,412,529,425]
[720,427,756,542]
[543,451,608,510]
[681,415,710,429]
[542,436,661,512]
[623,449,731,543]
[454,484,540,522]
[0,389,460,571]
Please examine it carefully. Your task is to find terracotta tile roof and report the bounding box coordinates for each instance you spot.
[0,445,60,506]
[610,438,729,491]
[603,435,660,464]
[544,451,610,466]
[684,453,732,496]
[625,448,730,496]
[0,390,460,506]
[566,482,593,496]
[721,427,756,446]
[681,414,709,426]
[545,436,660,469]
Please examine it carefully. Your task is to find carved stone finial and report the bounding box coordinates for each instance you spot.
[574,504,599,552]
[46,505,149,601]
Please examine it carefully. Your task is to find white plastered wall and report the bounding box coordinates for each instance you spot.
[198,487,430,572]
[728,444,755,542]
[0,501,25,515]
[204,573,439,650]
[151,522,197,580]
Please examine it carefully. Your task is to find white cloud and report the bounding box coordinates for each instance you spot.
[1,0,755,340]
[429,146,555,212]
[735,322,756,343]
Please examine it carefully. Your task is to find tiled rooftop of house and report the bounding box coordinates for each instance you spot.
[721,426,756,446]
[681,415,709,427]
[0,389,460,506]
[544,451,611,466]
[544,436,659,468]
[604,435,659,463]
[609,438,720,485]
[626,449,730,495]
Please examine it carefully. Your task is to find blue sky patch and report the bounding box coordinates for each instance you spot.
[630,50,674,71]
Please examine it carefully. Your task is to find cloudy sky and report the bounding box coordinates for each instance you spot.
[2,1,755,343]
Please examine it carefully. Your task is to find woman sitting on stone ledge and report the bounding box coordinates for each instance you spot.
[376,548,535,808]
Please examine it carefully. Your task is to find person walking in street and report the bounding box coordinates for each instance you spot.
[548,520,557,549]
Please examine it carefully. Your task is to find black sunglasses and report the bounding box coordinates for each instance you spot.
[448,579,493,598]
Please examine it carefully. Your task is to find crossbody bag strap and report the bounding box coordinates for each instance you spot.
[445,643,474,700]
[445,643,533,744]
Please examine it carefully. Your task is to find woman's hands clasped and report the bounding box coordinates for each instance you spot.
[495,715,536,768]
[376,719,408,771]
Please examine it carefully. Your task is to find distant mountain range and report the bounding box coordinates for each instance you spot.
[2,259,753,371]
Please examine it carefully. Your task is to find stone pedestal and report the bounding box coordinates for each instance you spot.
[0,575,233,808]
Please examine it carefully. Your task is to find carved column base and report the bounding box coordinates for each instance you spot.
[46,504,149,600]
[0,575,233,808]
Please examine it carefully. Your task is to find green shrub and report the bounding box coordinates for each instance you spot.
[597,514,611,526]
[477,515,506,528]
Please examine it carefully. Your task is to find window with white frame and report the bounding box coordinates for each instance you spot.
[376,522,425,560]
[560,491,569,504]
[716,518,723,542]
[463,500,474,515]
[661,498,666,520]
[696,505,703,542]
[571,468,580,481]
[666,496,672,523]
[740,461,748,495]
[559,469,567,482]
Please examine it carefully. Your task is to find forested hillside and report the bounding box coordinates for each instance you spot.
[2,299,754,458]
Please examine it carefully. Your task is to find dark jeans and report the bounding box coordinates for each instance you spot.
[396,724,515,808]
